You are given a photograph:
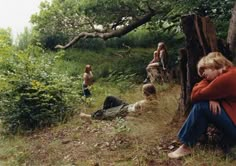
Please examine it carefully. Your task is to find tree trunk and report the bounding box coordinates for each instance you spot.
[178,48,188,112]
[179,14,219,114]
[227,2,236,60]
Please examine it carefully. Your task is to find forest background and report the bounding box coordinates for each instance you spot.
[0,0,236,165]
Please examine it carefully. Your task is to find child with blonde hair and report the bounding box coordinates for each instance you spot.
[168,52,236,159]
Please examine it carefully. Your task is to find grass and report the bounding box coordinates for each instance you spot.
[0,82,236,165]
[0,135,29,165]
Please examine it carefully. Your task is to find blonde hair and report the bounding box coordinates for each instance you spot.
[156,42,167,56]
[197,52,233,77]
[158,42,165,48]
[142,83,157,100]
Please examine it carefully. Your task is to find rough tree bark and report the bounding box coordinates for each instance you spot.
[178,48,188,112]
[227,2,236,59]
[179,14,221,114]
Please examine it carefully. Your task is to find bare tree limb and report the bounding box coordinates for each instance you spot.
[55,10,156,49]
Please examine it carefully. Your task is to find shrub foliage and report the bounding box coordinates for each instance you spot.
[0,46,81,133]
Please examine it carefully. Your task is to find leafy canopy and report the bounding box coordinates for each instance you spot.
[30,0,235,48]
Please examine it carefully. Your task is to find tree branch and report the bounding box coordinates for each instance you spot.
[55,11,156,49]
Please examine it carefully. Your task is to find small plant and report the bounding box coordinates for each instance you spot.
[113,117,131,133]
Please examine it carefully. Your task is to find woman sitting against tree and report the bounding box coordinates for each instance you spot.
[80,83,158,120]
[168,52,236,159]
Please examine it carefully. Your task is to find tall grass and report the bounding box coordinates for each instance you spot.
[54,47,154,83]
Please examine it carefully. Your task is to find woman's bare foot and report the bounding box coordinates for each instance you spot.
[79,112,91,118]
[168,144,192,159]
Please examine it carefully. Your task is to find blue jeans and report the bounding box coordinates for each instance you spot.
[178,101,236,147]
[82,84,91,97]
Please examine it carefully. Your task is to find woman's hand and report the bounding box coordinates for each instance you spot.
[209,100,221,115]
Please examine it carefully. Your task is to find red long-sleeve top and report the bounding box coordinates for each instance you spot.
[191,67,236,125]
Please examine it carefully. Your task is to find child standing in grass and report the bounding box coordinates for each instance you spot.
[82,64,93,97]
[80,83,158,120]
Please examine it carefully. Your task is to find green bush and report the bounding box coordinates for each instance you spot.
[0,46,82,134]
[0,80,69,133]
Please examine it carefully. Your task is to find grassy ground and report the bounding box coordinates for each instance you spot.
[0,82,236,165]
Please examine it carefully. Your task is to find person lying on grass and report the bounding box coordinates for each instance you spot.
[168,52,236,159]
[80,83,157,120]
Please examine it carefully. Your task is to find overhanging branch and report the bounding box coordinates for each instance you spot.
[55,11,156,49]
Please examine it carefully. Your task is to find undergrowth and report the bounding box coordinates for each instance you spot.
[0,48,235,165]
